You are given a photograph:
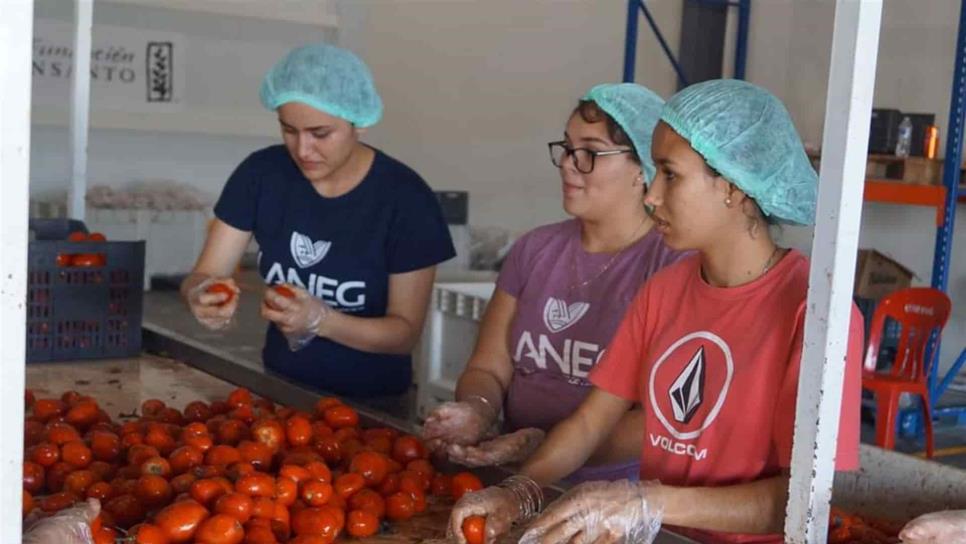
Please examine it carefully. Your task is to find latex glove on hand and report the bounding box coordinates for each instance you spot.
[261,284,331,351]
[446,428,545,467]
[23,498,100,544]
[422,398,497,452]
[519,480,663,544]
[900,510,966,544]
[186,277,240,330]
[449,476,544,544]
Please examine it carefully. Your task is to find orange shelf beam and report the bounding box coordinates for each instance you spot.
[864,179,947,226]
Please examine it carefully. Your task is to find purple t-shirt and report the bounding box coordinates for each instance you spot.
[498,219,688,483]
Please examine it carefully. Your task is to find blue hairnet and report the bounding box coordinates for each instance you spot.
[660,79,817,225]
[260,43,383,128]
[583,83,664,184]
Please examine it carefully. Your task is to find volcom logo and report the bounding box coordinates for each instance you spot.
[542,297,590,333]
[670,347,706,424]
[290,231,331,269]
[648,331,734,441]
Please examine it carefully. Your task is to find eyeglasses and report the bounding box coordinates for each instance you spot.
[548,140,634,174]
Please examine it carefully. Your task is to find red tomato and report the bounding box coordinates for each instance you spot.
[347,509,380,538]
[273,285,296,299]
[322,405,358,429]
[451,472,484,501]
[463,515,486,544]
[349,451,390,486]
[72,253,104,267]
[206,282,236,306]
[153,499,210,542]
[391,435,427,464]
[87,232,107,242]
[265,285,296,311]
[385,492,416,521]
[195,513,245,544]
[67,231,88,242]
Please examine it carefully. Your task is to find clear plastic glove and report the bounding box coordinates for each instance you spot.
[900,510,966,544]
[422,399,497,451]
[23,498,99,544]
[261,283,330,351]
[446,428,545,467]
[186,277,239,330]
[519,480,663,544]
[449,476,544,544]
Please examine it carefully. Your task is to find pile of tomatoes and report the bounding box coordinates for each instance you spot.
[56,231,108,268]
[828,507,904,544]
[23,387,484,543]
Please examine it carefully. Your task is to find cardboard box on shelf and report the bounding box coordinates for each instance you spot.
[866,155,942,185]
[854,249,914,300]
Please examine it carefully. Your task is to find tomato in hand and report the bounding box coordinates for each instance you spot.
[462,515,486,544]
[205,282,235,306]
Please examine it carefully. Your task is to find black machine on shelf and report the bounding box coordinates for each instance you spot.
[869,108,936,156]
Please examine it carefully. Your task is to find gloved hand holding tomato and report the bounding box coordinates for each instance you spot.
[261,283,331,351]
[185,277,240,330]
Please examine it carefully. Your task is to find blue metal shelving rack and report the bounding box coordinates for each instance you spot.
[909,0,966,435]
[621,0,751,85]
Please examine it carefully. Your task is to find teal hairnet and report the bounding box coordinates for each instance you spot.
[660,79,817,225]
[260,43,383,128]
[583,83,664,184]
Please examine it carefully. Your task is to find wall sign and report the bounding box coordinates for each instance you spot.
[32,19,185,112]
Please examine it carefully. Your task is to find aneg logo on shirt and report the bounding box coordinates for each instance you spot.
[514,297,601,382]
[290,231,331,269]
[543,297,590,333]
[261,231,366,311]
[647,331,734,462]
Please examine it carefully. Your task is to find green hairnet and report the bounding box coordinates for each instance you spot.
[582,83,665,184]
[660,79,817,225]
[260,43,383,128]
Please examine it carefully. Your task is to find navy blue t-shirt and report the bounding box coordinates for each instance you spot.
[214,145,455,397]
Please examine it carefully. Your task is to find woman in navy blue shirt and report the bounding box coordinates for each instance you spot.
[182,43,455,397]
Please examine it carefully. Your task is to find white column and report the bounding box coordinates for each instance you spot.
[68,0,93,221]
[0,0,34,537]
[784,1,883,543]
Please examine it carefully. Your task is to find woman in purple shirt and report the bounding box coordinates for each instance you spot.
[422,83,688,483]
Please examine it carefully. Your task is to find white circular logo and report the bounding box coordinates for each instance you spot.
[648,331,734,440]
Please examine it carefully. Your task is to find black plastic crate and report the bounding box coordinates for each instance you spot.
[27,240,145,362]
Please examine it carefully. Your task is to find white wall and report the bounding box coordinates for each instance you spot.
[30,0,330,196]
[337,0,683,234]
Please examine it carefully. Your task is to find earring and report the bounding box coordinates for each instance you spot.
[725,197,733,206]
[635,175,643,186]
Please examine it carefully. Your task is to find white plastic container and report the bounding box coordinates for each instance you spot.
[415,282,495,419]
[85,207,210,289]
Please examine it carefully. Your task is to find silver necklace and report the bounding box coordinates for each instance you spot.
[760,246,784,276]
[568,216,649,293]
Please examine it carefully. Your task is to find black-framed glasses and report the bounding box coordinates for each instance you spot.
[548,140,634,174]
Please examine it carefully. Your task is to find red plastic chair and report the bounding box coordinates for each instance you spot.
[862,287,951,458]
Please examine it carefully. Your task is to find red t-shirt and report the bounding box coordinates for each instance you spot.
[590,251,863,544]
